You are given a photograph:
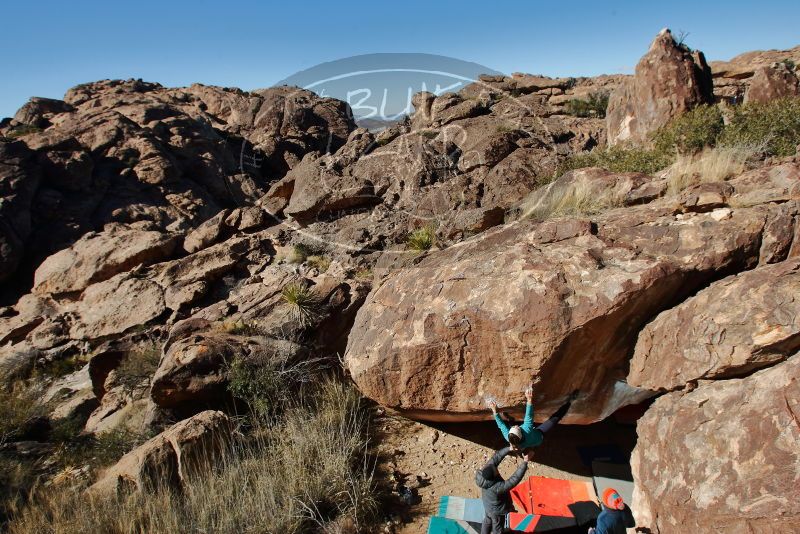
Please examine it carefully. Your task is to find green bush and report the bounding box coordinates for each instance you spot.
[31,354,88,379]
[653,104,724,154]
[227,350,324,418]
[564,91,610,118]
[556,146,673,177]
[719,97,800,157]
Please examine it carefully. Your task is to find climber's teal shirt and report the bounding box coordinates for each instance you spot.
[493,402,544,448]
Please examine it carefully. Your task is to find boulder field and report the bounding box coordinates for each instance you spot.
[2,29,800,533]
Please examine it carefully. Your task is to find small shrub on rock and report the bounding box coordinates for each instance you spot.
[6,125,42,139]
[289,242,326,264]
[0,382,48,446]
[557,146,672,176]
[564,91,610,118]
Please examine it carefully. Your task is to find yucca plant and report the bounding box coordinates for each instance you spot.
[281,283,321,326]
[406,226,435,252]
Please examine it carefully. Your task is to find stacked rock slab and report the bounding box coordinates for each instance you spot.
[606,28,713,146]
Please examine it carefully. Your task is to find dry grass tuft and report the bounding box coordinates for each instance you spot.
[7,380,380,534]
[521,176,627,220]
[666,145,756,195]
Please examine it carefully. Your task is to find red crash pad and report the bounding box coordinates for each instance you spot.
[511,476,596,518]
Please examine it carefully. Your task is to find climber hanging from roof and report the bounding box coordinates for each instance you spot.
[488,383,579,455]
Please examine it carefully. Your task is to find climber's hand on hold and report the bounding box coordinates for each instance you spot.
[524,384,533,403]
[488,400,498,414]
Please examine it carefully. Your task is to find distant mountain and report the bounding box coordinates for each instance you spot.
[355,116,405,132]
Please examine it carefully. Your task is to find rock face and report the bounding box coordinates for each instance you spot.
[629,259,800,392]
[32,224,180,295]
[606,29,713,146]
[0,79,356,297]
[90,410,231,494]
[344,160,800,422]
[744,63,800,104]
[631,355,800,533]
[710,45,800,104]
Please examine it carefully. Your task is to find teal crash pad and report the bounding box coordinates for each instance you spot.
[427,516,482,534]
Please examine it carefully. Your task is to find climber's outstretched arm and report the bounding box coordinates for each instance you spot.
[489,400,510,441]
[522,385,535,432]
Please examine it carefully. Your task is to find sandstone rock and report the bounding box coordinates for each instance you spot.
[151,235,267,291]
[676,181,733,213]
[456,130,520,173]
[1,79,355,291]
[90,410,231,494]
[607,29,713,146]
[710,45,800,103]
[13,97,73,127]
[481,148,559,209]
[631,355,800,533]
[410,92,436,129]
[345,183,784,422]
[512,75,574,93]
[33,225,180,294]
[0,294,59,346]
[442,206,505,240]
[744,62,800,104]
[183,209,231,253]
[284,154,378,222]
[629,259,800,392]
[85,393,149,434]
[70,273,166,339]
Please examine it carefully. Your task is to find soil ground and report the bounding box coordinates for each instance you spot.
[375,411,639,534]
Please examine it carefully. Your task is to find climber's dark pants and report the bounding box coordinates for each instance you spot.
[535,398,572,434]
[481,513,505,534]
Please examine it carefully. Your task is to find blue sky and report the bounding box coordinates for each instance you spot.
[2,0,800,119]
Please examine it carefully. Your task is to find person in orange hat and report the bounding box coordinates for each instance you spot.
[588,488,635,534]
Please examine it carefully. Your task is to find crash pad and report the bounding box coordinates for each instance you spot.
[437,496,485,523]
[508,512,579,532]
[428,513,575,534]
[427,516,481,534]
[591,461,634,506]
[511,476,597,518]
